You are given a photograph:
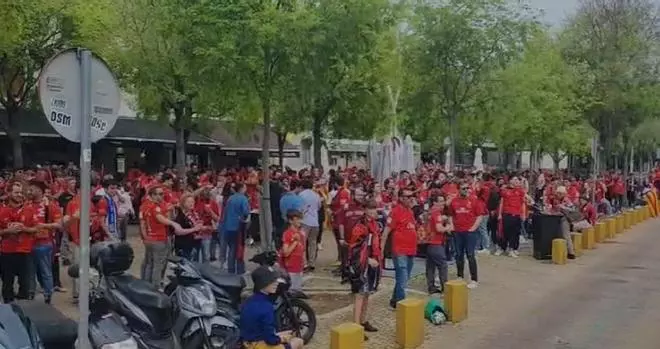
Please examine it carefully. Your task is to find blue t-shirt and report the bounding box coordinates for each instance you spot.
[240,292,281,345]
[221,192,250,235]
[279,192,304,221]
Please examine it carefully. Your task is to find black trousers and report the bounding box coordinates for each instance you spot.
[499,214,522,251]
[1,253,31,302]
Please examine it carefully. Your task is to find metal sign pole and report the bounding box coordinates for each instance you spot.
[77,48,92,349]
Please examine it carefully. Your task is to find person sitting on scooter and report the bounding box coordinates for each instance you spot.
[240,266,304,349]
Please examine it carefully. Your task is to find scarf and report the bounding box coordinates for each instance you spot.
[104,193,118,239]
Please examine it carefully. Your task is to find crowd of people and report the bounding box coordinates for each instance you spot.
[0,162,655,347]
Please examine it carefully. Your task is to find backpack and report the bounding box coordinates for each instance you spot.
[487,189,501,212]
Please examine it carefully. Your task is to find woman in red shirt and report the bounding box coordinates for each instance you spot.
[425,193,453,294]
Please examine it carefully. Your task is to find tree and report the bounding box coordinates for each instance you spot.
[488,30,592,170]
[406,0,536,168]
[113,0,241,177]
[285,0,399,167]
[561,0,660,170]
[0,0,116,167]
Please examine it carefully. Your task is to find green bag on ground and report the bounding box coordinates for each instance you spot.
[425,298,448,325]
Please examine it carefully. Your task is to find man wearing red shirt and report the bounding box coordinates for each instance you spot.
[497,176,527,257]
[383,189,418,309]
[331,177,351,265]
[26,180,62,304]
[336,189,365,279]
[449,183,482,289]
[140,184,183,287]
[0,182,38,302]
[281,210,305,292]
[425,194,453,294]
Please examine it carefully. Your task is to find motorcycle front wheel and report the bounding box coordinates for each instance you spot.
[275,298,317,344]
[183,326,240,349]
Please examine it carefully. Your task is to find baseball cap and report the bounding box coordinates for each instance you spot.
[251,266,282,292]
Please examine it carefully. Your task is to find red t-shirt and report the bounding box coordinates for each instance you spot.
[194,198,220,238]
[331,188,351,229]
[612,180,625,195]
[500,187,525,216]
[140,200,169,242]
[0,204,37,253]
[428,207,448,245]
[387,204,417,256]
[246,186,260,211]
[441,183,459,201]
[349,218,382,261]
[281,227,304,273]
[336,203,364,241]
[582,203,597,225]
[449,196,479,232]
[27,200,62,246]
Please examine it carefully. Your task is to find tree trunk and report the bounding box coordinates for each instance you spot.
[312,113,322,168]
[448,112,457,170]
[552,151,562,172]
[173,110,187,180]
[9,128,23,169]
[260,99,274,251]
[276,131,286,169]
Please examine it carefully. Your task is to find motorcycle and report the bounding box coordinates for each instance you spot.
[164,251,317,344]
[71,241,180,349]
[0,303,44,349]
[165,256,239,349]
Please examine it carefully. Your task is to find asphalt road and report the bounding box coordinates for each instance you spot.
[461,220,660,349]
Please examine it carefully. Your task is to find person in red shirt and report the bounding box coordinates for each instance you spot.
[281,210,305,292]
[0,182,39,302]
[580,196,597,226]
[496,176,527,257]
[336,188,366,280]
[383,189,418,309]
[331,177,351,266]
[26,180,62,304]
[140,184,184,287]
[195,187,220,262]
[347,200,382,338]
[425,194,453,294]
[449,182,482,289]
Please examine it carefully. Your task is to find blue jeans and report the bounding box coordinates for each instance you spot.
[217,227,228,265]
[454,232,478,282]
[476,216,490,250]
[225,231,245,275]
[390,255,414,306]
[32,245,54,298]
[199,238,212,263]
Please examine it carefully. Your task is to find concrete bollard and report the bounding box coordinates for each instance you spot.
[552,239,567,265]
[616,215,624,234]
[445,279,468,323]
[595,222,606,243]
[582,227,595,250]
[396,298,425,349]
[570,233,583,257]
[330,323,365,349]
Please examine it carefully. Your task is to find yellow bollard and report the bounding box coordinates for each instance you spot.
[396,298,425,349]
[616,214,624,234]
[606,218,616,239]
[445,280,468,323]
[636,207,643,223]
[582,227,595,249]
[552,239,567,265]
[570,233,583,257]
[595,222,606,243]
[330,323,365,349]
[647,204,654,219]
[645,206,651,220]
[624,211,632,229]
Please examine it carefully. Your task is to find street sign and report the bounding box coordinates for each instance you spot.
[37,48,120,349]
[38,48,120,143]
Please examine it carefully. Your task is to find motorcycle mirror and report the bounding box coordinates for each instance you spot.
[67,264,80,279]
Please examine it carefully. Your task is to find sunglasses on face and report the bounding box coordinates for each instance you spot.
[153,191,164,196]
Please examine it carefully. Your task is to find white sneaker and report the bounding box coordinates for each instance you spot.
[478,249,489,254]
[317,243,323,251]
[510,250,520,258]
[493,248,503,256]
[467,281,478,289]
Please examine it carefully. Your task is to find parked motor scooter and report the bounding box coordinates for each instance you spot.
[72,241,180,349]
[164,251,317,344]
[165,256,239,349]
[0,303,44,349]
